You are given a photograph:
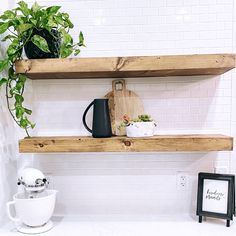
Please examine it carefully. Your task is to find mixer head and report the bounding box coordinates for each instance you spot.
[17,168,48,193]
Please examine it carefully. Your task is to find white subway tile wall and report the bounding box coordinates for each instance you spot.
[11,0,236,216]
[0,0,20,224]
[0,1,16,224]
[0,62,34,223]
[0,1,35,224]
[231,1,236,174]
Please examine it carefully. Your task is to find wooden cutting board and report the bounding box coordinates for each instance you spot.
[105,79,144,136]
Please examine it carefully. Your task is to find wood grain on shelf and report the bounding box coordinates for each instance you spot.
[19,134,233,153]
[15,54,235,79]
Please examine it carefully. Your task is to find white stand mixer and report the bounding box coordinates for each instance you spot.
[6,168,58,234]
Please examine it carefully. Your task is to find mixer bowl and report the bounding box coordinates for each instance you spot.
[7,190,57,227]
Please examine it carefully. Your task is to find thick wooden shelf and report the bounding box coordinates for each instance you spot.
[19,134,233,153]
[15,54,235,79]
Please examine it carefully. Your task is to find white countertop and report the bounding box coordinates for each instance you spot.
[0,215,235,236]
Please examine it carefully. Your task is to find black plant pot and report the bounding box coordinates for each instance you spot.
[24,28,61,59]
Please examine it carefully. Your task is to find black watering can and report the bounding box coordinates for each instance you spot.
[82,99,112,138]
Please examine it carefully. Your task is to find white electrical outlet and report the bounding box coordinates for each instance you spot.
[176,172,189,190]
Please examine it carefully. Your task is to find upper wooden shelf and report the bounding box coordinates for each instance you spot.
[15,54,235,80]
[19,134,233,153]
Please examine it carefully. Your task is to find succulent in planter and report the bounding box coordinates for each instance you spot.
[0,1,85,136]
[120,114,157,138]
[123,114,153,124]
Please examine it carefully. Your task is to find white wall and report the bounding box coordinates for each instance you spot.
[231,0,236,175]
[10,0,236,217]
[0,0,35,224]
[0,0,18,225]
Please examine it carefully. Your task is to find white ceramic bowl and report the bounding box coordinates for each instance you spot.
[126,121,156,137]
[6,190,57,227]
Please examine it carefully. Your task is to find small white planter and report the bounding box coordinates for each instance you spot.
[126,121,156,138]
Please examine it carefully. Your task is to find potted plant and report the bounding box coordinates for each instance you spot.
[0,1,85,136]
[120,114,157,138]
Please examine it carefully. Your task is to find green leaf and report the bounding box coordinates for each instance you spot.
[61,13,69,19]
[34,10,44,23]
[7,18,20,28]
[8,50,22,63]
[54,15,64,26]
[63,32,73,45]
[46,6,61,14]
[20,118,28,128]
[9,88,14,96]
[7,44,18,56]
[16,106,24,119]
[19,117,35,129]
[18,1,30,16]
[0,59,8,72]
[0,22,9,34]
[0,78,7,87]
[7,39,21,59]
[61,13,73,28]
[0,10,16,20]
[31,123,36,129]
[74,49,80,56]
[79,31,84,42]
[40,14,52,29]
[31,2,42,13]
[67,19,74,28]
[24,108,32,115]
[47,16,56,28]
[15,94,24,103]
[1,35,17,42]
[18,74,27,83]
[18,23,33,34]
[78,31,85,46]
[30,19,37,25]
[63,16,74,28]
[15,82,23,92]
[8,67,16,78]
[31,34,50,53]
[60,45,73,58]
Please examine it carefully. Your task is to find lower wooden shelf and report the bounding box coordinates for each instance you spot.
[19,134,233,153]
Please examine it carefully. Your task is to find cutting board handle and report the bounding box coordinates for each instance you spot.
[112,79,126,91]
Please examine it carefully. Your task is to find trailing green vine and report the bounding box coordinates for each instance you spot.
[0,1,85,136]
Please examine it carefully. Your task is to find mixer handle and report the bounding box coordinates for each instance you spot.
[6,201,21,223]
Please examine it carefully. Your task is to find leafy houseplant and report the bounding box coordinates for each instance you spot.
[0,1,85,136]
[120,114,157,137]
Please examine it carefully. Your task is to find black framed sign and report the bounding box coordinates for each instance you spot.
[196,172,235,227]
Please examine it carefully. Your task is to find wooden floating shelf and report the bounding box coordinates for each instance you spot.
[15,54,235,79]
[19,134,233,153]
